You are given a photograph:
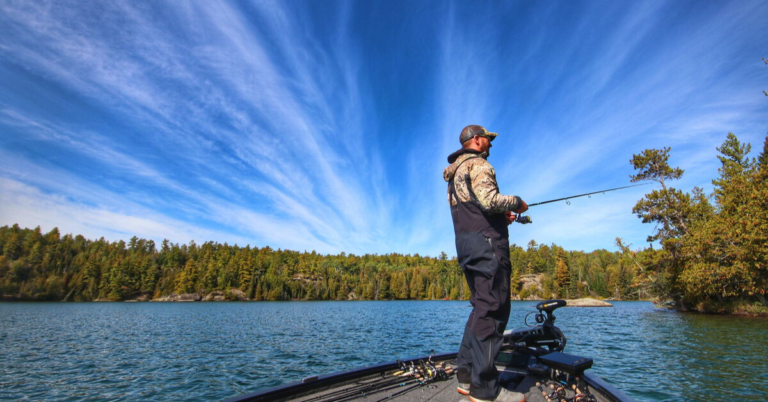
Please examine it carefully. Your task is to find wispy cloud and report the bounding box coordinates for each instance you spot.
[0,0,399,254]
[1,0,766,256]
[0,175,245,247]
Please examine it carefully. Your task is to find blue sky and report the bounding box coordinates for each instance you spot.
[1,1,766,257]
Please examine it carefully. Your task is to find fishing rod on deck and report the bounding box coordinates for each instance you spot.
[514,183,649,224]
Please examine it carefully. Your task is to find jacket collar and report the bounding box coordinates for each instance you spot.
[447,148,483,164]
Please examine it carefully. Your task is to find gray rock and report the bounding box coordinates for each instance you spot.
[151,293,201,302]
[178,293,201,302]
[229,289,248,301]
[204,291,224,301]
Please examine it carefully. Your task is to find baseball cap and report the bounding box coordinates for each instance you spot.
[459,125,498,144]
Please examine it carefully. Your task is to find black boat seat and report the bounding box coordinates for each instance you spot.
[538,351,593,375]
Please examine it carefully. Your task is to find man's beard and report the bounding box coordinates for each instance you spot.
[481,150,490,159]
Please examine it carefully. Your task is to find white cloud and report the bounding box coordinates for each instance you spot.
[0,177,239,246]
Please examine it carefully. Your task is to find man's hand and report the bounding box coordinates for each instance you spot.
[505,211,516,225]
[515,199,529,214]
[508,199,528,225]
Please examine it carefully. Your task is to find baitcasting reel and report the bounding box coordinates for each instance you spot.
[515,215,532,224]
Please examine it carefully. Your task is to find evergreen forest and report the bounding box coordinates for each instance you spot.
[0,223,640,303]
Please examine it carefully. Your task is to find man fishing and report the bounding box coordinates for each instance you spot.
[444,124,528,402]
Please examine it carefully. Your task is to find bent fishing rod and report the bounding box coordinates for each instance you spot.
[514,183,648,224]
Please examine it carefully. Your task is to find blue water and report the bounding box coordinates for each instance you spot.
[0,301,766,402]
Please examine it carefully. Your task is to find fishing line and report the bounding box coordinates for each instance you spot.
[527,183,649,207]
[514,183,649,224]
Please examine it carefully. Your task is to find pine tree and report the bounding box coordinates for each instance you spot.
[680,133,767,306]
[409,270,425,299]
[510,266,521,296]
[630,148,711,246]
[757,134,768,169]
[630,147,713,304]
[554,250,570,299]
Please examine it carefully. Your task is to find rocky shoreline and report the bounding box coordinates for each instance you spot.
[4,294,616,305]
[563,298,613,307]
[150,289,249,302]
[117,294,614,306]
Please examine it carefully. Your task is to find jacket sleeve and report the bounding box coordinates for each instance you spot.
[469,160,521,213]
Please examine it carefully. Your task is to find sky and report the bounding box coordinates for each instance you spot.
[1,0,766,258]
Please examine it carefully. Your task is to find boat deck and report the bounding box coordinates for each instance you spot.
[285,360,623,402]
[296,374,567,402]
[224,301,635,402]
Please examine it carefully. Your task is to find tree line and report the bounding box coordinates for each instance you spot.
[0,225,643,302]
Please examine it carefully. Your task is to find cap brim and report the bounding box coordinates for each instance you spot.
[486,132,498,141]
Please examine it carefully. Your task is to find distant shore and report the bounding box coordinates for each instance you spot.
[2,293,615,306]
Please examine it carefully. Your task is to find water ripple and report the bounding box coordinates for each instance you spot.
[1,301,767,401]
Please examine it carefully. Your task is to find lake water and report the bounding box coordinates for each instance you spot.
[1,301,766,401]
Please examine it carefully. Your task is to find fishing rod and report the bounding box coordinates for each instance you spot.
[514,183,649,224]
[304,356,453,402]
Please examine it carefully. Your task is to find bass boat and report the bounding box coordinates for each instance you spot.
[224,300,635,402]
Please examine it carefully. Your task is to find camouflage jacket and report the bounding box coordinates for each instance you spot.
[443,149,521,214]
